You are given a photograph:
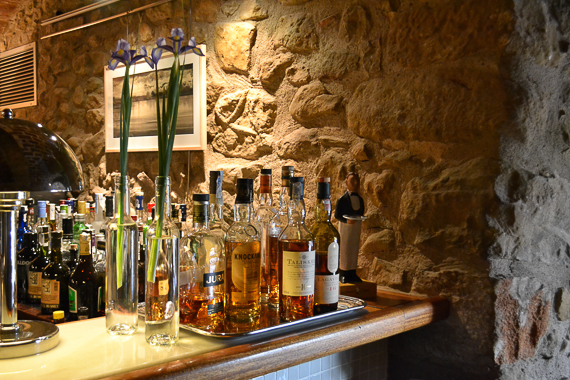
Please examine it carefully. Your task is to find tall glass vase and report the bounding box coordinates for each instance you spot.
[145,176,179,345]
[106,175,139,335]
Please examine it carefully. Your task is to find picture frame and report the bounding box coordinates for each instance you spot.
[104,46,206,152]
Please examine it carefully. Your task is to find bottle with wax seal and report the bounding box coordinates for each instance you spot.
[311,177,340,314]
[279,177,315,321]
[225,178,261,322]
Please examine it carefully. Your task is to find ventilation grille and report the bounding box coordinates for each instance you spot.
[0,42,37,109]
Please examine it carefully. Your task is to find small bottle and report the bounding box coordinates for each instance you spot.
[312,178,340,314]
[53,310,65,324]
[28,231,51,304]
[100,195,114,235]
[209,171,228,242]
[48,203,57,231]
[34,201,50,233]
[69,231,98,321]
[279,177,315,321]
[180,194,225,330]
[255,169,277,305]
[225,178,261,322]
[17,232,38,303]
[42,231,71,317]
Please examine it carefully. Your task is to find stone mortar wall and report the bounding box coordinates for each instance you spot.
[1,0,548,379]
[490,1,570,379]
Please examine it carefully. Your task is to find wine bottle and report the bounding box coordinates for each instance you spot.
[17,232,38,303]
[41,231,71,317]
[279,177,315,321]
[69,231,98,320]
[225,178,261,322]
[28,230,50,304]
[312,178,340,314]
[180,194,225,331]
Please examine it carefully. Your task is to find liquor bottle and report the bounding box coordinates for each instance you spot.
[180,194,225,330]
[41,231,71,317]
[17,232,38,303]
[73,212,86,244]
[34,201,50,233]
[69,231,98,320]
[26,198,35,226]
[171,204,183,236]
[62,214,74,264]
[266,166,294,308]
[225,178,261,322]
[66,243,80,272]
[48,203,57,231]
[134,193,146,303]
[134,193,145,236]
[28,230,50,304]
[101,195,114,235]
[312,178,340,314]
[255,169,277,305]
[17,205,30,252]
[94,233,106,316]
[91,193,106,233]
[279,177,315,321]
[78,200,87,217]
[179,204,190,237]
[209,170,228,242]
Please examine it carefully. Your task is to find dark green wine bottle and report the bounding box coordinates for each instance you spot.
[69,231,98,320]
[28,231,50,304]
[41,231,71,317]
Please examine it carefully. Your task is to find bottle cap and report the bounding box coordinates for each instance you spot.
[38,201,47,218]
[290,177,304,200]
[105,195,114,217]
[236,178,254,204]
[26,198,34,207]
[62,218,73,235]
[260,170,272,194]
[317,178,331,200]
[50,231,63,245]
[193,194,209,202]
[135,194,144,211]
[70,243,78,250]
[209,171,224,199]
[281,166,294,180]
[53,311,64,320]
[78,201,87,215]
[261,168,272,175]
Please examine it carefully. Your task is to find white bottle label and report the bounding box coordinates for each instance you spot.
[315,274,339,304]
[327,241,339,273]
[282,250,315,297]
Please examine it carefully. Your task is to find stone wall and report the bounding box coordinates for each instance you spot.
[3,0,562,379]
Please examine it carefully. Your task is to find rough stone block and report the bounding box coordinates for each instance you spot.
[215,22,256,74]
[274,14,318,54]
[289,81,343,125]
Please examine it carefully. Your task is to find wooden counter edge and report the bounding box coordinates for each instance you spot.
[102,296,450,380]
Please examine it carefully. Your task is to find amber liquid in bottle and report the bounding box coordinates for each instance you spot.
[266,234,280,307]
[225,240,261,322]
[279,240,315,321]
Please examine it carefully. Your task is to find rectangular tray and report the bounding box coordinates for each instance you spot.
[139,295,366,338]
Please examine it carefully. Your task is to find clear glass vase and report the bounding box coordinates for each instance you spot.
[145,176,180,345]
[106,175,139,335]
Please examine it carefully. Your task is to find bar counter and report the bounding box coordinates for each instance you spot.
[1,291,449,380]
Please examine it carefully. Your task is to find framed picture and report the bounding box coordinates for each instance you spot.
[104,46,206,152]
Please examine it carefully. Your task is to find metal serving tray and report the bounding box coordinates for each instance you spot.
[139,295,366,338]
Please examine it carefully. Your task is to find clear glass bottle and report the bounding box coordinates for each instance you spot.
[180,194,225,331]
[279,177,315,321]
[255,169,277,305]
[42,231,71,317]
[266,166,294,308]
[28,230,50,304]
[17,232,38,303]
[48,203,57,231]
[225,178,261,322]
[106,175,139,335]
[69,231,98,321]
[312,178,340,314]
[145,176,179,345]
[209,170,228,242]
[91,193,106,234]
[34,201,49,233]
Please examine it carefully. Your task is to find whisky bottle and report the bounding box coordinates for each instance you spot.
[225,178,261,322]
[28,230,50,304]
[17,232,38,303]
[69,231,98,320]
[180,194,225,331]
[279,177,315,321]
[312,178,340,314]
[209,170,229,242]
[255,169,277,305]
[266,166,294,308]
[42,231,71,317]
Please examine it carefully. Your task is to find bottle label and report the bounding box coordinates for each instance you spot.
[282,250,315,297]
[315,274,339,304]
[204,271,224,287]
[80,238,90,256]
[69,287,77,313]
[207,302,223,315]
[17,260,31,266]
[159,280,169,296]
[231,241,261,293]
[41,279,60,308]
[28,271,42,298]
[327,241,339,273]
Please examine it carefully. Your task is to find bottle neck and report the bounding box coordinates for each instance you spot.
[114,176,131,217]
[279,185,289,210]
[259,192,272,206]
[50,240,62,263]
[288,197,306,225]
[193,203,209,229]
[314,198,331,222]
[210,196,223,221]
[234,202,252,223]
[154,176,171,218]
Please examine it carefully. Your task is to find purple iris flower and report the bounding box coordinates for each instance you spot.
[144,47,163,69]
[108,39,149,70]
[155,28,204,57]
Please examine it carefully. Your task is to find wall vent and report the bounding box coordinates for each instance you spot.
[0,42,37,109]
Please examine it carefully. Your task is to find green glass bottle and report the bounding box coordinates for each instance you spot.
[311,178,340,314]
[69,231,98,320]
[28,230,51,304]
[41,231,71,317]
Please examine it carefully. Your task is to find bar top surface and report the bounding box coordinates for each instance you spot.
[0,291,449,380]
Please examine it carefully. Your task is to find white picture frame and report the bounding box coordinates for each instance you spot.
[104,46,206,152]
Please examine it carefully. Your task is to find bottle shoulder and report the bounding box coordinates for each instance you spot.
[279,223,315,243]
[226,221,260,242]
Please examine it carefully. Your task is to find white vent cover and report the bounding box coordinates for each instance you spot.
[0,42,37,109]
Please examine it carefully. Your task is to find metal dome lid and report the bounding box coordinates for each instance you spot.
[0,109,83,193]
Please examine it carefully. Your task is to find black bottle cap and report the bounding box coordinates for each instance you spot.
[236,178,254,204]
[261,168,272,175]
[23,232,38,246]
[290,177,304,199]
[193,194,209,202]
[62,217,73,235]
[281,166,294,180]
[51,231,63,240]
[26,198,34,207]
[105,195,114,217]
[317,177,331,200]
[171,204,179,218]
[209,171,223,196]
